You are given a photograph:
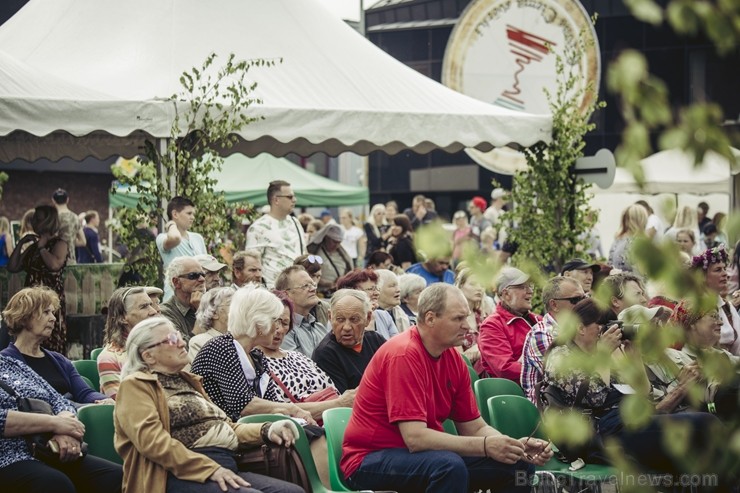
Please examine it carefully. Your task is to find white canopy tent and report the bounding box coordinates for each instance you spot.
[592,148,740,195]
[0,0,552,162]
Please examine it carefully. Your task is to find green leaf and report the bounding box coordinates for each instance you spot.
[624,0,664,25]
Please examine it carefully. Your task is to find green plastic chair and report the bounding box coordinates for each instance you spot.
[487,395,617,491]
[322,407,359,492]
[442,419,458,436]
[474,378,524,425]
[237,414,336,493]
[80,375,95,390]
[460,353,473,370]
[90,347,104,361]
[72,360,100,393]
[77,404,121,464]
[467,365,479,389]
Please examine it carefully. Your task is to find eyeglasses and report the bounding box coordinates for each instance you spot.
[307,255,323,265]
[508,283,534,291]
[552,295,587,305]
[288,282,316,292]
[178,271,206,280]
[143,331,183,350]
[361,285,380,293]
[276,194,295,200]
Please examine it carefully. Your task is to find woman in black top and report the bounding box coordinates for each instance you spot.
[387,215,416,270]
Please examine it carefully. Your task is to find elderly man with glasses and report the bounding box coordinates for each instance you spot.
[160,256,206,346]
[478,267,542,383]
[274,265,331,358]
[520,277,585,403]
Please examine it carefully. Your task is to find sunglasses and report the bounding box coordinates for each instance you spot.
[178,271,206,280]
[552,295,587,305]
[143,331,183,350]
[307,255,323,265]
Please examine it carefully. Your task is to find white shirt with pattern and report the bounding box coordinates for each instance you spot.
[245,214,305,288]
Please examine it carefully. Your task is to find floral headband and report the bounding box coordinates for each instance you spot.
[690,244,728,271]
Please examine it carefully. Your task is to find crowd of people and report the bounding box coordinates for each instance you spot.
[0,182,738,492]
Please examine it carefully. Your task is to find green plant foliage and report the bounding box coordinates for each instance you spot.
[498,25,603,309]
[0,171,8,201]
[110,53,279,286]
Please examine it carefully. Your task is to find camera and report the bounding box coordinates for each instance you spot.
[602,320,640,341]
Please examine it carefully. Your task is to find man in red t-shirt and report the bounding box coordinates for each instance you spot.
[341,284,551,493]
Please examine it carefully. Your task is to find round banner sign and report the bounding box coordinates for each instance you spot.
[442,0,600,174]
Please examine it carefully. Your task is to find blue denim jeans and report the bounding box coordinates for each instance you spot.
[346,448,533,493]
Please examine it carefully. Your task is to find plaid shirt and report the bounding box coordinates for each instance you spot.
[521,312,558,403]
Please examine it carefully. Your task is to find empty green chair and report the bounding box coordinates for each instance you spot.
[72,359,100,393]
[77,404,121,464]
[474,378,524,425]
[487,395,617,491]
[467,365,479,389]
[80,375,95,390]
[90,347,104,361]
[238,414,335,493]
[322,407,357,492]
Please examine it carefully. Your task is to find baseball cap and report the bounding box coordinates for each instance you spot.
[471,196,487,211]
[495,267,530,294]
[491,188,506,200]
[193,254,227,272]
[617,305,662,324]
[561,258,600,275]
[320,210,332,218]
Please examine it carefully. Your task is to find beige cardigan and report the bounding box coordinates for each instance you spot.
[114,370,263,493]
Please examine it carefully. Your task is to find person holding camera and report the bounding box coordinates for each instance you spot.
[542,298,725,479]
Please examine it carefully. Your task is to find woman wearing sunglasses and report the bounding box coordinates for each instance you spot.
[115,316,304,493]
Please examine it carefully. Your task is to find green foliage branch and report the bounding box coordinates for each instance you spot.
[111,53,279,286]
[501,26,604,300]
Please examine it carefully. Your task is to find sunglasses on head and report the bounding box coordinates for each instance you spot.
[178,271,206,280]
[307,255,323,265]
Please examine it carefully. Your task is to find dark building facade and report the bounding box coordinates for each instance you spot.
[364,0,740,217]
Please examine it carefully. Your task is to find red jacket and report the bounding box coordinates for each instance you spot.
[478,302,541,382]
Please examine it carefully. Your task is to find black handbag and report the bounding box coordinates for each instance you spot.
[0,380,88,465]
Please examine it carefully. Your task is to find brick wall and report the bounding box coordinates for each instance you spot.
[0,170,112,242]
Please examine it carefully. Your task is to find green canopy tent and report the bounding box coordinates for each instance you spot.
[108,153,369,208]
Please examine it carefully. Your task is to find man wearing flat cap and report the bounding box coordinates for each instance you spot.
[561,258,599,295]
[307,223,353,297]
[478,267,541,383]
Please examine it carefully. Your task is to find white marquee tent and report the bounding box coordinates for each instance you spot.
[0,0,552,162]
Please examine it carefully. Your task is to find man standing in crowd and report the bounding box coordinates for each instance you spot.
[231,250,265,288]
[194,254,226,291]
[342,283,549,493]
[560,258,599,296]
[160,256,205,346]
[313,289,385,393]
[404,194,438,230]
[478,267,541,382]
[245,180,306,288]
[484,188,507,225]
[274,266,330,357]
[406,257,454,286]
[156,196,207,300]
[520,277,584,403]
[52,188,85,264]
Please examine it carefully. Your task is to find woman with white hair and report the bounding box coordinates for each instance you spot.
[188,287,235,361]
[376,269,410,332]
[399,273,426,326]
[190,285,331,486]
[115,316,303,493]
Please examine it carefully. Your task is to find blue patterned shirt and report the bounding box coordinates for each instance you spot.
[0,355,76,469]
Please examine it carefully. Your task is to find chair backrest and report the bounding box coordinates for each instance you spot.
[459,353,473,369]
[442,419,458,436]
[487,395,544,440]
[467,365,479,388]
[237,414,331,493]
[80,375,95,390]
[321,407,354,492]
[72,359,100,393]
[474,378,524,425]
[77,404,121,464]
[90,347,103,361]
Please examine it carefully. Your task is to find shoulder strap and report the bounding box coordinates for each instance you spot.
[0,379,18,397]
[290,215,304,253]
[267,370,299,403]
[573,377,590,408]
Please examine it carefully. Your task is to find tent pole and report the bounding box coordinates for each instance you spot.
[157,138,174,227]
[108,204,113,263]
